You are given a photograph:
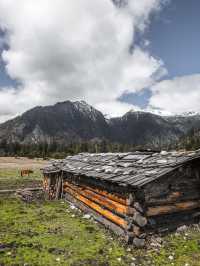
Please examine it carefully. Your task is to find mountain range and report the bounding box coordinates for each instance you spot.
[0,100,200,148]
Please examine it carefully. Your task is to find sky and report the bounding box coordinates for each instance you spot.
[0,0,200,122]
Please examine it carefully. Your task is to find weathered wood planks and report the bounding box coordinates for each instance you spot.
[147,200,200,216]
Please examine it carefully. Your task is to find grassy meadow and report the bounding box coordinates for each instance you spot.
[0,157,44,190]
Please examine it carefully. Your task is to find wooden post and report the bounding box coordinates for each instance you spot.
[55,175,62,200]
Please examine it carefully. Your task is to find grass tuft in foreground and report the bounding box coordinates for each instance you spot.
[147,227,200,266]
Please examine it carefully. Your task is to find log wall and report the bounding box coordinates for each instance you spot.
[144,164,200,206]
[143,162,200,234]
[62,179,147,245]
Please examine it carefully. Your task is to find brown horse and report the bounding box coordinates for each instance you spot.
[20,169,34,177]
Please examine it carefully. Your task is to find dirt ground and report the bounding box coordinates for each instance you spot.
[0,157,47,169]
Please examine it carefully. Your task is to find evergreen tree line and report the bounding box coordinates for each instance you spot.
[1,129,199,159]
[177,128,200,151]
[0,139,145,159]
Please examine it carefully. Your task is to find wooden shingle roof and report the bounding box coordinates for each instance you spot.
[43,150,200,187]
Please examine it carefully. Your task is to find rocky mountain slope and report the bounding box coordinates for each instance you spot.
[0,101,109,144]
[0,100,200,147]
[109,110,200,146]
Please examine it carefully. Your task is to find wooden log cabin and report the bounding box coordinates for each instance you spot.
[42,151,200,246]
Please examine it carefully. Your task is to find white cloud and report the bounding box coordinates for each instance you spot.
[0,37,5,50]
[149,74,200,114]
[0,0,166,122]
[96,100,140,118]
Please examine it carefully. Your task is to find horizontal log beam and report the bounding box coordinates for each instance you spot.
[64,186,128,229]
[64,181,134,216]
[64,192,127,237]
[147,191,200,206]
[0,187,42,194]
[147,200,200,216]
[64,182,128,205]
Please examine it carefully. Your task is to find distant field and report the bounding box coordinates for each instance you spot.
[0,156,46,169]
[0,157,46,190]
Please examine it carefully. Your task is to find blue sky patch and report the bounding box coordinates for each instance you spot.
[118,88,152,109]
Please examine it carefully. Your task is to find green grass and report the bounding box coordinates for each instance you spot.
[148,228,200,266]
[0,168,42,190]
[1,199,200,266]
[0,198,133,266]
[0,168,42,179]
